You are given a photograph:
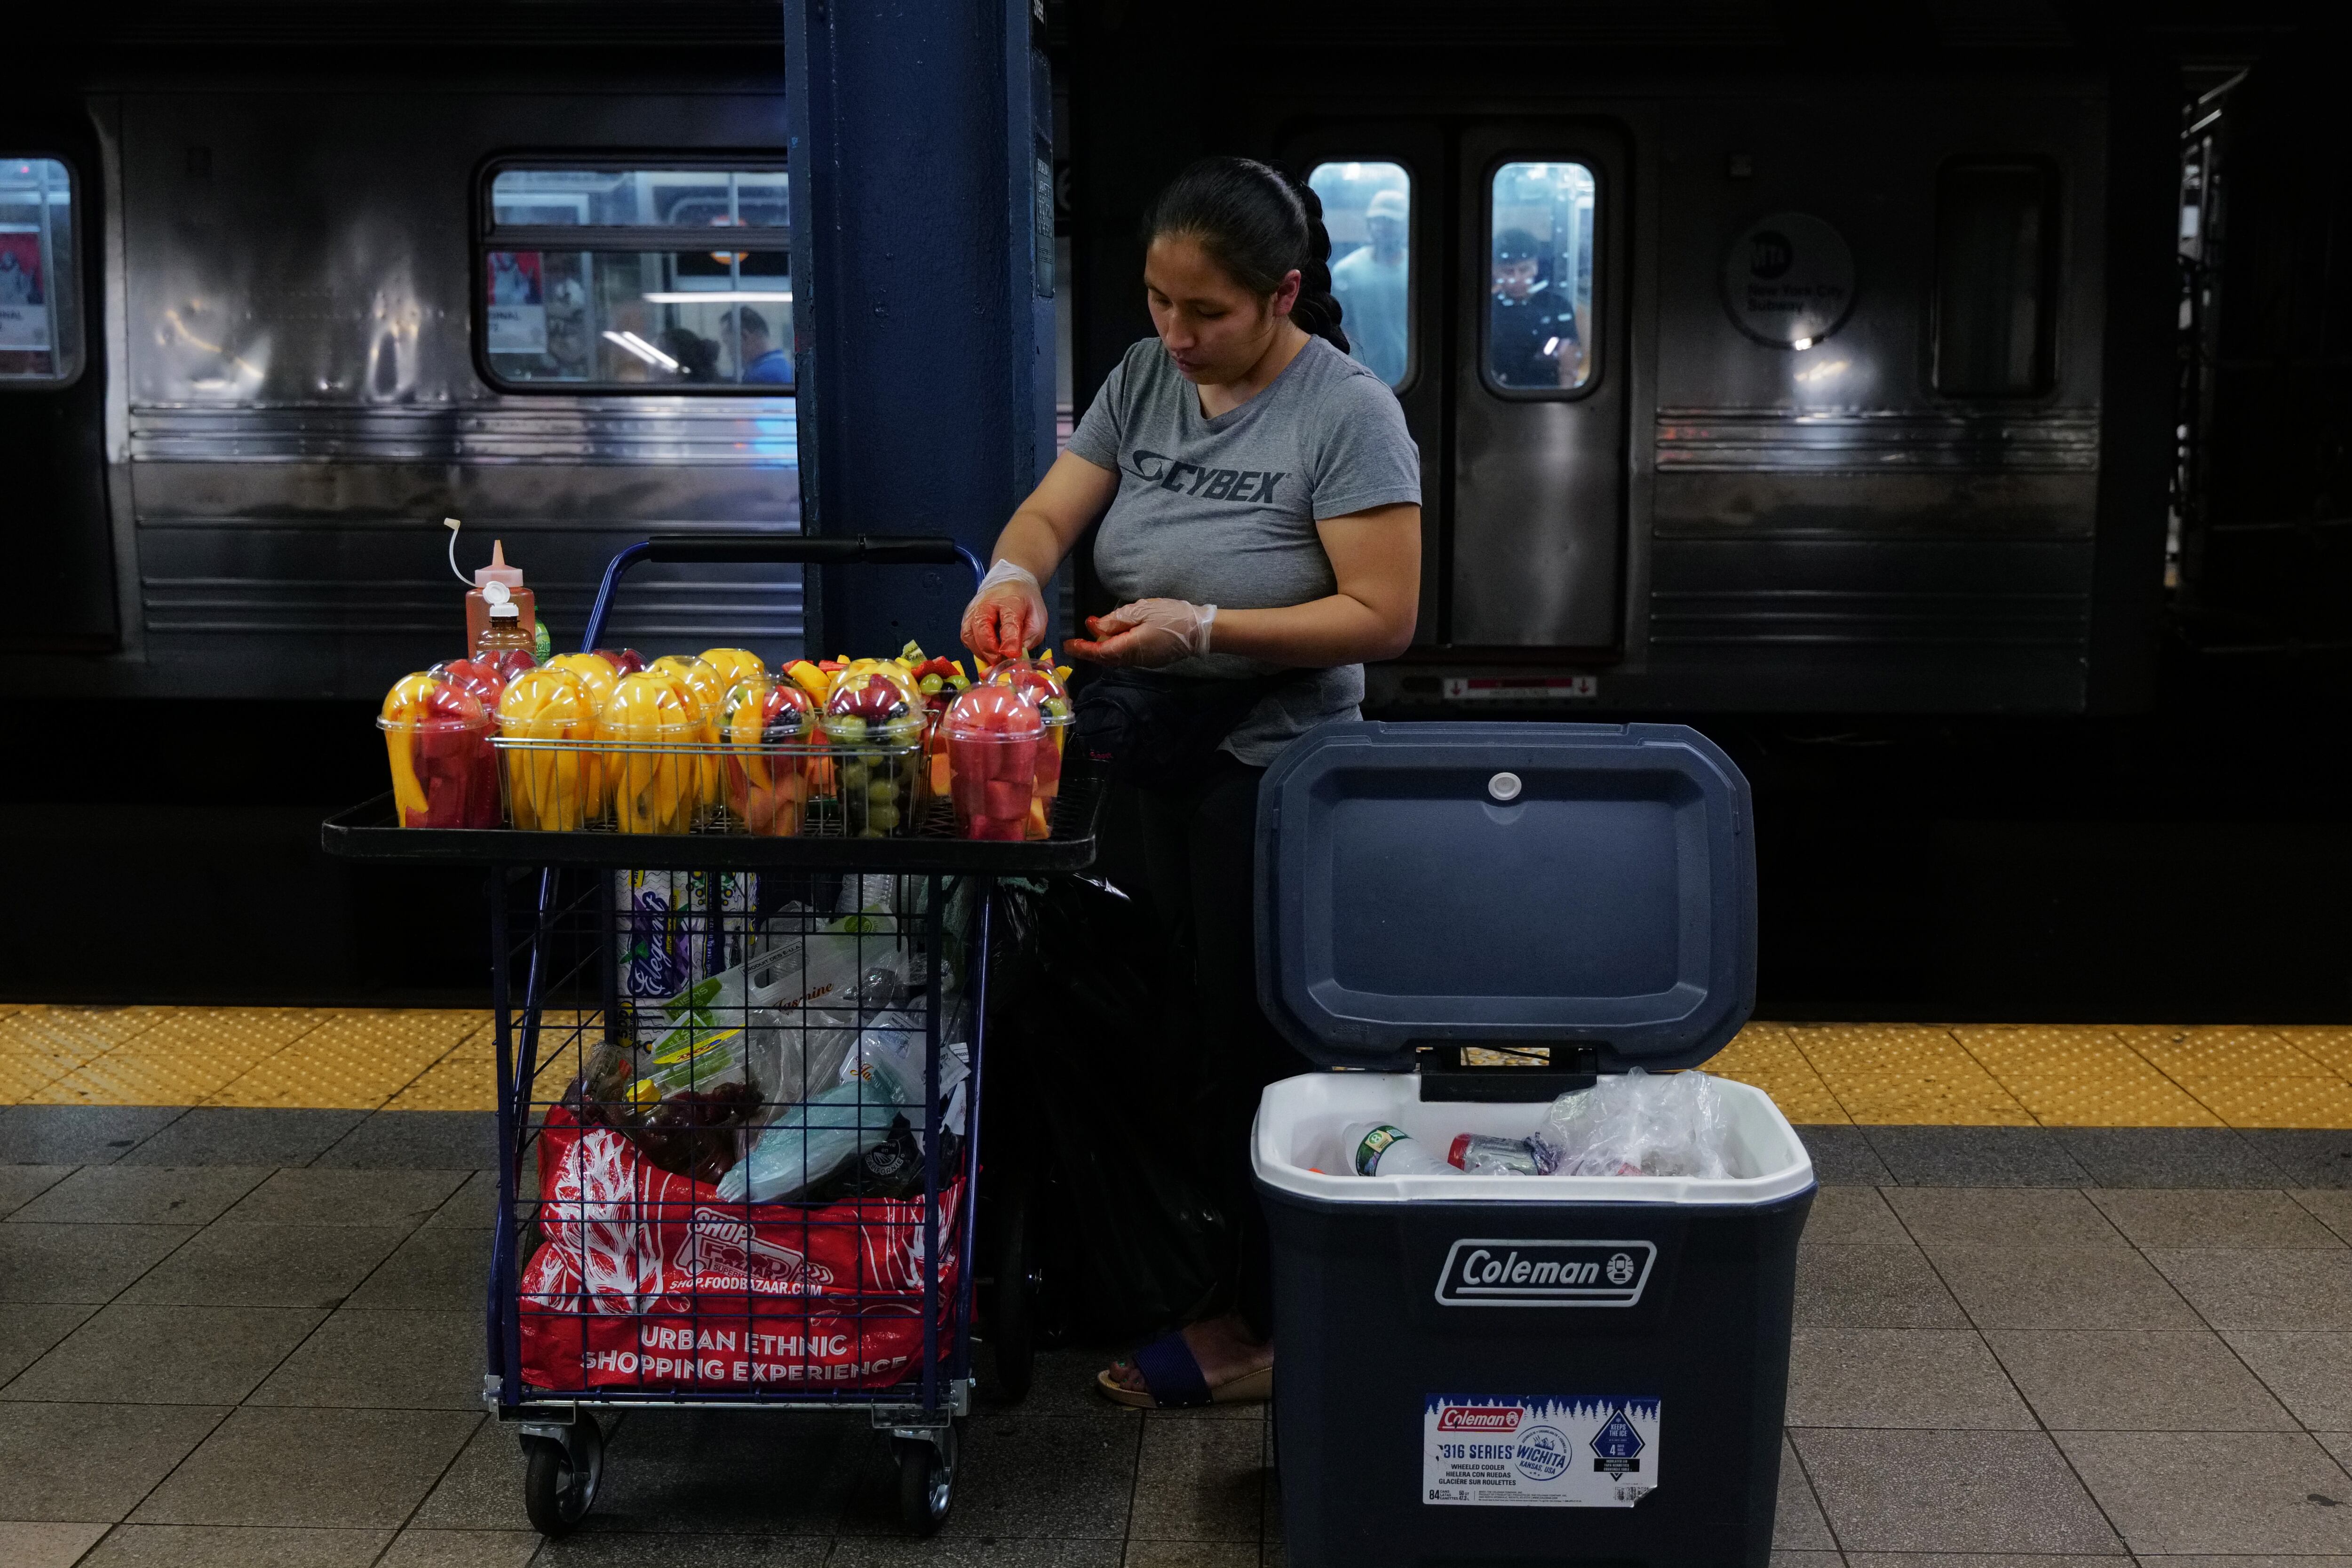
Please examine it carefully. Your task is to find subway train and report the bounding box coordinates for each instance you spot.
[10,10,812,699]
[1063,3,2185,716]
[8,2,2345,1022]
[0,2,2212,717]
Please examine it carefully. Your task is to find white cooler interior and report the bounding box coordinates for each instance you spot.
[1253,1070,1814,1207]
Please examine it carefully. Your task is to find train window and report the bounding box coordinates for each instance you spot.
[0,157,80,386]
[1486,160,1596,394]
[1307,160,1411,389]
[478,163,793,391]
[1933,161,2056,397]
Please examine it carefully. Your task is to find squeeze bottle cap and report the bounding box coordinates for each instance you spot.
[489,601,521,621]
[474,539,526,591]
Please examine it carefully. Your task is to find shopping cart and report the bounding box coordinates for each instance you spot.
[325,535,1102,1537]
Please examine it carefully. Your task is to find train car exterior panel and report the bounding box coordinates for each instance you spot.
[1085,29,2147,715]
[30,88,804,698]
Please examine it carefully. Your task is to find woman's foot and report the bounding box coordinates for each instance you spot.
[1103,1312,1272,1399]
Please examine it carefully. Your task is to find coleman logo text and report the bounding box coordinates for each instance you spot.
[1437,1406,1524,1433]
[1435,1239,1657,1308]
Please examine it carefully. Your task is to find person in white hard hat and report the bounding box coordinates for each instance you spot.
[1329,185,1408,386]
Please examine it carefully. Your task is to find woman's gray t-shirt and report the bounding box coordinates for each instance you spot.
[1065,334,1422,765]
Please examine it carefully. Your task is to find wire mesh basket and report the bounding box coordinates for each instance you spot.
[494,732,933,839]
[498,869,981,1407]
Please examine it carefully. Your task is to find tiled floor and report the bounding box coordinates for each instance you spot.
[8,1005,2352,1129]
[0,1110,2345,1566]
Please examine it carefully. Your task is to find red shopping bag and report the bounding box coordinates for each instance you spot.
[517,1108,963,1393]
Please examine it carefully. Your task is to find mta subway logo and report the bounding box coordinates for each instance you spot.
[1435,1240,1657,1308]
[1127,449,1287,504]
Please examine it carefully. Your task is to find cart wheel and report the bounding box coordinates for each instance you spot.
[893,1421,960,1536]
[521,1418,604,1538]
[989,1177,1038,1402]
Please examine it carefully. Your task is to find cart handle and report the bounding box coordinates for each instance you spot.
[580,533,987,653]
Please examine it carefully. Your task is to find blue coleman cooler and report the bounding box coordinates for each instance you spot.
[1252,722,1813,1568]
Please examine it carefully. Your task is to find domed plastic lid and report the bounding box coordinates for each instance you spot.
[944,682,1044,740]
[428,657,508,710]
[722,677,816,744]
[606,670,699,736]
[700,648,768,692]
[647,655,724,723]
[494,665,594,730]
[1255,721,1756,1074]
[545,653,619,709]
[378,671,488,732]
[825,664,923,726]
[983,658,1073,726]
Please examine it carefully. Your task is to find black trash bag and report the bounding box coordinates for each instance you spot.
[985,873,1232,1345]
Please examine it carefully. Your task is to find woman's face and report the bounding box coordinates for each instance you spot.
[1144,234,1298,384]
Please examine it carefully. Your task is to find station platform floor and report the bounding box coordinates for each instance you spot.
[0,1003,2347,1568]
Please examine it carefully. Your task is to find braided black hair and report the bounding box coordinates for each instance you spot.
[1142,156,1351,357]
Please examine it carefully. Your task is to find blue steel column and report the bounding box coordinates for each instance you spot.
[785,0,1057,660]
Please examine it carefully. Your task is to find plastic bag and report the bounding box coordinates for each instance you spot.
[741,945,913,1104]
[1538,1068,1734,1178]
[717,1005,968,1202]
[715,1050,913,1203]
[632,1018,750,1101]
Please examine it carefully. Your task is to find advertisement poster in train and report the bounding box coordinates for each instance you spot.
[0,234,46,350]
[486,250,548,354]
[541,253,592,377]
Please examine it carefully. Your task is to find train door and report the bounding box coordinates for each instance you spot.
[1289,123,1629,655]
[0,108,116,652]
[1287,126,1445,643]
[1452,124,1627,652]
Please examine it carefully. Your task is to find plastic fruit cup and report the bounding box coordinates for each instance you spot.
[943,684,1045,842]
[648,655,729,820]
[605,671,701,834]
[984,659,1074,839]
[1027,710,1072,839]
[378,672,501,828]
[720,677,819,837]
[542,654,619,816]
[494,666,599,832]
[824,669,929,838]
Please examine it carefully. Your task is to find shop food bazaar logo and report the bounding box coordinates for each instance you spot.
[675,1209,837,1295]
[1435,1240,1656,1307]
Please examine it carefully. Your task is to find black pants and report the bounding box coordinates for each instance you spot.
[1098,753,1311,1340]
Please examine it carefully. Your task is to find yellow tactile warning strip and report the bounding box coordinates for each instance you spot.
[1715,1020,2352,1129]
[1,1004,2350,1125]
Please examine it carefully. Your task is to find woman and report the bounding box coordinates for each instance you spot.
[960,156,1422,1407]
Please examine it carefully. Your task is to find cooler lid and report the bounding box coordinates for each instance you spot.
[1255,721,1755,1074]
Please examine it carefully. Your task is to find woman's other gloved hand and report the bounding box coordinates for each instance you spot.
[1065,598,1217,669]
[961,559,1047,661]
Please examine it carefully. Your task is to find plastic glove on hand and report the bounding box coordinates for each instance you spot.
[1065,599,1216,669]
[961,560,1046,661]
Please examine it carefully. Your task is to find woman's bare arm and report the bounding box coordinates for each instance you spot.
[1194,502,1421,665]
[991,451,1120,579]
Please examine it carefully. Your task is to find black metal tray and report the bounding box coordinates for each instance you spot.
[323,767,1104,872]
